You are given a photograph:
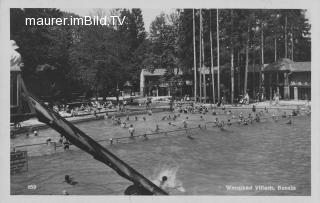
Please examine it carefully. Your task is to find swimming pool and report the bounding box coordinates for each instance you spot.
[10,109,311,195]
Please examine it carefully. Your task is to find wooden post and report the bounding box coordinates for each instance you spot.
[276,72,279,95]
[269,73,272,100]
[284,72,290,99]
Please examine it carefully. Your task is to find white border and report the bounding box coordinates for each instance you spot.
[1,0,319,203]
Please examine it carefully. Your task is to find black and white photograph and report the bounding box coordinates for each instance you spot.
[1,0,320,202]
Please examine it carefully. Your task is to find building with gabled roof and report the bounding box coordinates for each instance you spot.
[262,58,310,100]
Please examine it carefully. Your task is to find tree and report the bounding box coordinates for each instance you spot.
[10,8,73,100]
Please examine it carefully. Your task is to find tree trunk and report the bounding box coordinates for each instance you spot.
[231,50,234,104]
[237,51,241,98]
[274,33,277,61]
[230,9,234,104]
[285,14,288,58]
[291,26,294,61]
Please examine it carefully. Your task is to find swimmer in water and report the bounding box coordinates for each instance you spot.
[239,112,243,119]
[286,115,292,125]
[227,119,232,126]
[214,117,219,126]
[46,138,52,145]
[282,111,287,118]
[116,118,121,125]
[159,176,168,189]
[183,120,187,128]
[58,135,63,144]
[121,122,127,128]
[259,110,264,116]
[64,175,77,185]
[155,124,160,132]
[63,140,70,150]
[62,190,69,195]
[104,112,109,120]
[218,121,226,130]
[243,119,248,125]
[255,114,260,122]
[252,105,256,112]
[128,124,135,137]
[292,109,297,116]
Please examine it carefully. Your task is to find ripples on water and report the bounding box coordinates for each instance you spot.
[11,110,311,195]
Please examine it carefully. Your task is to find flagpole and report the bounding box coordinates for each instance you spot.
[201,10,206,103]
[217,9,220,101]
[210,10,215,104]
[199,9,202,103]
[193,9,197,102]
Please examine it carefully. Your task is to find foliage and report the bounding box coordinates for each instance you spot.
[10,8,311,102]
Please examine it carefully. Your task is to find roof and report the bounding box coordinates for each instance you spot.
[247,64,269,72]
[141,68,183,76]
[263,58,311,72]
[292,62,311,72]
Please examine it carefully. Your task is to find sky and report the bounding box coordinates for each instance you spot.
[60,8,174,32]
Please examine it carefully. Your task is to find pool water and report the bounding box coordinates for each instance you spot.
[10,109,311,195]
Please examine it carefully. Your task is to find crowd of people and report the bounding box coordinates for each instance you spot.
[14,98,311,196]
[52,100,116,117]
[165,101,310,132]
